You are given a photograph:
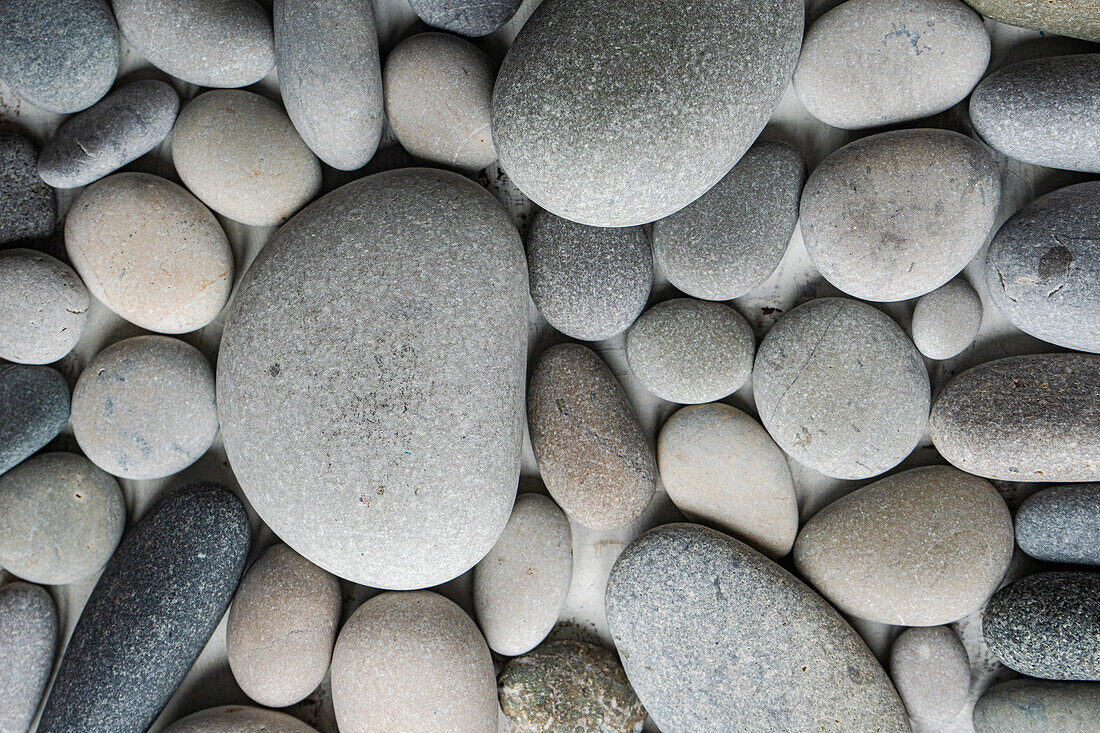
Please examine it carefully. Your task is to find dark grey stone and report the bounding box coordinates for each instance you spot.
[1016,484,1100,566]
[37,482,250,733]
[0,133,56,247]
[0,364,69,476]
[407,0,521,37]
[0,582,57,733]
[974,679,1100,732]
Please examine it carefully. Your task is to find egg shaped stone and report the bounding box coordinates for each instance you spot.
[0,249,89,365]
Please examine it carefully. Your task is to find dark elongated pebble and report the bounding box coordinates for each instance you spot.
[0,582,57,733]
[1016,484,1100,566]
[973,679,1100,732]
[407,0,522,36]
[962,0,1100,43]
[0,132,56,247]
[0,364,69,476]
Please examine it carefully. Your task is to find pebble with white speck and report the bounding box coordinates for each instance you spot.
[1016,483,1100,566]
[0,132,56,247]
[888,626,970,725]
[911,278,982,360]
[0,249,88,365]
[0,582,57,733]
[0,364,69,476]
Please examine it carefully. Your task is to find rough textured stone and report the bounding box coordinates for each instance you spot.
[38,482,250,733]
[407,0,522,36]
[0,249,88,364]
[1016,484,1100,566]
[492,0,804,226]
[962,0,1100,43]
[218,168,527,590]
[527,344,656,530]
[973,679,1100,732]
[753,298,930,480]
[911,278,982,360]
[889,626,970,725]
[0,132,55,246]
[165,706,319,733]
[0,582,56,733]
[0,364,69,476]
[606,523,910,732]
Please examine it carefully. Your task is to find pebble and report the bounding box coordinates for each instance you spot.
[274,0,384,171]
[889,626,970,725]
[0,0,118,113]
[930,353,1100,481]
[802,129,999,301]
[71,335,218,480]
[982,571,1100,680]
[0,364,69,476]
[527,343,657,529]
[38,482,250,733]
[165,706,319,733]
[606,523,909,731]
[973,679,1100,732]
[911,278,983,360]
[752,297,930,480]
[650,141,805,301]
[64,172,234,334]
[0,582,56,733]
[985,181,1100,352]
[0,132,56,246]
[656,403,797,558]
[227,544,342,708]
[0,452,125,585]
[217,168,527,590]
[962,0,1100,43]
[383,33,497,171]
[492,0,804,226]
[172,90,322,227]
[1015,484,1100,566]
[112,0,274,88]
[331,591,497,733]
[0,249,89,364]
[37,79,180,189]
[407,0,522,36]
[625,298,753,404]
[498,640,645,733]
[527,210,652,341]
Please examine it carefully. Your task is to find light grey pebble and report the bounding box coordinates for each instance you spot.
[0,249,88,365]
[407,0,522,37]
[1016,483,1100,566]
[973,679,1100,732]
[0,582,57,733]
[0,132,56,247]
[889,626,970,725]
[165,706,319,733]
[911,278,982,360]
[0,364,70,477]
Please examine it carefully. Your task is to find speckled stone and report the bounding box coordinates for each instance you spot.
[962,0,1100,43]
[930,353,1100,481]
[0,582,56,733]
[38,482,250,733]
[227,544,341,708]
[113,0,274,88]
[71,335,218,480]
[331,591,497,733]
[38,80,179,189]
[753,298,930,480]
[1016,484,1100,566]
[528,344,656,530]
[407,0,521,36]
[0,364,69,476]
[0,452,124,585]
[973,679,1100,732]
[498,640,645,733]
[911,278,982,360]
[65,172,233,334]
[889,626,970,725]
[274,0,383,171]
[651,141,804,301]
[0,0,118,113]
[0,249,88,364]
[0,132,55,246]
[606,523,909,732]
[472,493,573,656]
[492,0,804,227]
[165,706,319,733]
[218,168,527,590]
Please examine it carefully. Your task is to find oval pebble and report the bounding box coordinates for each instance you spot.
[1016,484,1100,566]
[0,249,89,364]
[0,132,56,246]
[973,679,1100,732]
[911,278,982,360]
[889,626,970,725]
[0,364,69,476]
[962,0,1100,43]
[165,706,319,733]
[0,582,57,733]
[407,0,521,37]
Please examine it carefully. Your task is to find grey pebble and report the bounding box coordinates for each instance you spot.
[1016,484,1100,566]
[407,0,522,37]
[889,626,970,725]
[973,679,1100,732]
[962,0,1100,43]
[164,706,319,733]
[911,278,982,360]
[0,132,56,247]
[0,249,88,365]
[0,582,57,733]
[0,364,69,477]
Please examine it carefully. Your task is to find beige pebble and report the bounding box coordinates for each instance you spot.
[164,705,319,732]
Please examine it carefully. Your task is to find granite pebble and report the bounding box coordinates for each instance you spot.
[973,679,1100,732]
[0,582,56,733]
[0,364,69,476]
[407,0,522,36]
[0,132,55,247]
[889,626,970,725]
[962,0,1100,43]
[0,249,89,364]
[165,706,319,733]
[911,278,983,360]
[1016,484,1100,566]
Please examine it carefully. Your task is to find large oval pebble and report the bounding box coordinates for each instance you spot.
[962,0,1099,43]
[0,249,88,364]
[0,582,56,733]
[1016,484,1100,566]
[889,626,970,725]
[973,679,1100,732]
[911,278,982,360]
[165,706,319,733]
[0,132,55,246]
[0,364,69,476]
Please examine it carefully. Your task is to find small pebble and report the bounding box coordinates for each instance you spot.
[407,0,522,37]
[0,249,89,365]
[888,626,970,725]
[0,364,69,476]
[1015,484,1100,566]
[911,278,982,360]
[962,0,1100,43]
[973,679,1100,732]
[0,132,56,246]
[0,582,57,733]
[165,706,319,733]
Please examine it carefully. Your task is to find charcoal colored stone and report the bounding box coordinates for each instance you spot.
[0,364,69,476]
[889,626,970,725]
[973,679,1100,732]
[1016,484,1100,566]
[0,132,55,247]
[962,0,1100,43]
[407,0,522,36]
[911,278,983,360]
[0,249,88,365]
[0,582,57,733]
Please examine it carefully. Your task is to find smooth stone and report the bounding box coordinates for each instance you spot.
[226,544,341,708]
[165,706,319,733]
[274,0,383,171]
[331,591,497,733]
[983,571,1100,680]
[172,90,321,227]
[651,141,804,301]
[65,172,233,334]
[498,640,645,733]
[985,181,1100,352]
[1016,484,1100,566]
[973,679,1100,732]
[38,482,250,733]
[527,343,657,529]
[801,129,1000,301]
[606,523,910,732]
[626,298,753,404]
[930,353,1100,481]
[0,452,125,585]
[472,493,573,656]
[0,0,117,113]
[217,168,527,589]
[0,364,69,476]
[113,0,274,87]
[527,210,651,341]
[71,335,218,480]
[0,249,89,364]
[407,0,521,36]
[38,79,180,189]
[962,0,1100,42]
[0,582,57,733]
[0,132,55,246]
[889,626,970,725]
[911,278,982,360]
[384,33,496,171]
[492,0,804,227]
[657,403,797,558]
[752,297,930,480]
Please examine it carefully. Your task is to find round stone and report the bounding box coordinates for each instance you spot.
[1016,484,1100,566]
[0,364,69,476]
[911,278,982,360]
[0,249,89,364]
[962,0,1100,43]
[974,679,1100,732]
[165,706,319,733]
[0,582,56,733]
[0,132,55,246]
[889,626,970,725]
[407,0,522,36]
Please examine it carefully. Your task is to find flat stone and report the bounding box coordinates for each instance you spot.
[0,364,69,476]
[1016,484,1100,566]
[889,626,970,725]
[0,582,56,733]
[71,335,218,480]
[606,523,910,732]
[165,706,319,733]
[0,249,88,364]
[527,343,656,529]
[407,0,522,36]
[930,353,1100,481]
[651,141,804,301]
[753,297,930,480]
[911,277,982,360]
[492,0,804,226]
[962,0,1100,42]
[38,482,250,733]
[973,679,1100,732]
[218,168,527,590]
[0,132,55,246]
[0,452,125,584]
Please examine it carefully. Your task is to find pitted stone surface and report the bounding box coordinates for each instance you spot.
[0,249,88,365]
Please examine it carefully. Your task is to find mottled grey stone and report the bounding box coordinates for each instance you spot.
[1016,484,1100,566]
[492,0,804,226]
[0,364,69,476]
[0,249,88,365]
[973,679,1100,732]
[0,582,56,733]
[889,626,970,725]
[407,0,521,36]
[606,523,910,732]
[911,278,982,360]
[165,706,319,733]
[0,133,55,247]
[963,0,1100,43]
